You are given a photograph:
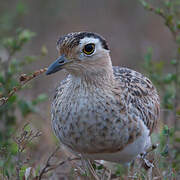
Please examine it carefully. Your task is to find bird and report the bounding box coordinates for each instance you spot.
[46,32,160,164]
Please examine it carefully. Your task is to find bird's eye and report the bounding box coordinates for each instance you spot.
[83,43,95,55]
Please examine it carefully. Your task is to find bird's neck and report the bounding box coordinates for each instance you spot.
[71,73,113,89]
[69,58,114,89]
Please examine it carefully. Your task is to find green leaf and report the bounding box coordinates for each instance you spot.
[177,21,180,29]
[163,73,176,83]
[155,8,163,15]
[115,164,126,176]
[3,37,17,51]
[32,94,47,105]
[8,95,17,104]
[141,1,148,7]
[92,163,96,170]
[166,15,173,25]
[0,73,5,84]
[18,99,36,117]
[162,125,169,136]
[35,165,41,176]
[10,141,18,155]
[97,164,104,170]
[171,59,177,65]
[141,1,151,9]
[18,30,36,44]
[16,1,27,15]
[175,138,180,142]
[161,144,169,157]
[5,169,10,178]
[20,165,28,179]
[164,1,171,8]
[23,124,31,132]
[177,109,180,115]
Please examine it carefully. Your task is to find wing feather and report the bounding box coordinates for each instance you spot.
[113,66,160,134]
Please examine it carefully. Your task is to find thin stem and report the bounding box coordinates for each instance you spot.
[0,67,47,106]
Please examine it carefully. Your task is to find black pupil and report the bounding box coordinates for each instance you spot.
[84,44,94,53]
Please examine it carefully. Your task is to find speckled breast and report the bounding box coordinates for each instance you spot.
[51,89,141,154]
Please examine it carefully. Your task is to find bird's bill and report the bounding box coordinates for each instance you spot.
[46,55,70,75]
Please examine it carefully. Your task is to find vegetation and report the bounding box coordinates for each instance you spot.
[0,2,48,179]
[0,0,179,179]
[141,0,180,175]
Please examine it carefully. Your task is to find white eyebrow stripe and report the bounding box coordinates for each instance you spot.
[79,37,100,48]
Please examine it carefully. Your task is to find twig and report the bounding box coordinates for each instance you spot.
[38,146,60,180]
[140,0,177,39]
[37,146,79,180]
[13,123,41,180]
[0,67,47,106]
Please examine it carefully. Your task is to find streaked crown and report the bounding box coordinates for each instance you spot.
[57,32,109,51]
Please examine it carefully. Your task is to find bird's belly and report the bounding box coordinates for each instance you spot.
[52,106,129,154]
[52,108,150,163]
[84,133,151,163]
[51,92,150,162]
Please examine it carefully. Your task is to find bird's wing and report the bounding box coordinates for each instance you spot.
[113,66,160,134]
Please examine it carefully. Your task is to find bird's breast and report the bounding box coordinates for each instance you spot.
[51,86,132,153]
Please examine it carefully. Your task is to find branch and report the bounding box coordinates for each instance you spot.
[140,0,177,39]
[140,0,180,130]
[37,146,79,180]
[0,67,47,106]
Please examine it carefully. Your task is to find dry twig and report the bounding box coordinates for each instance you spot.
[0,67,47,106]
[37,146,80,180]
[13,123,42,180]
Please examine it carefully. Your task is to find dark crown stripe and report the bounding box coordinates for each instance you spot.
[57,32,109,50]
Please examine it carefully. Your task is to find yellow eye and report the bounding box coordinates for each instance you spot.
[83,43,95,55]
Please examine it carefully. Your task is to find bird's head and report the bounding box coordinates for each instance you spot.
[46,32,112,77]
